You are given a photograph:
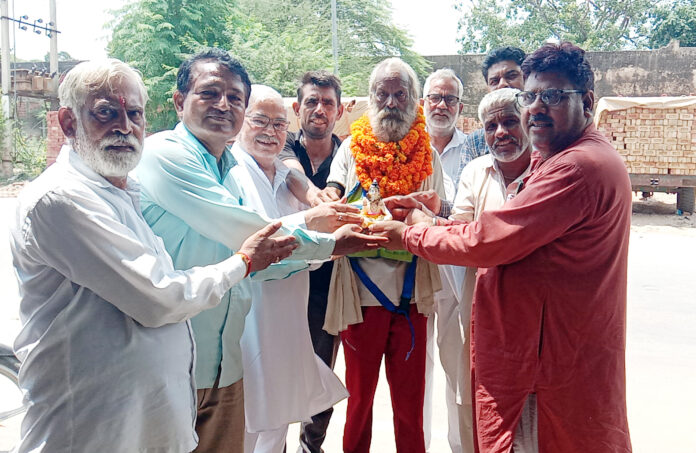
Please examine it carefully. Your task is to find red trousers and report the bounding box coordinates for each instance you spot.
[341,305,427,453]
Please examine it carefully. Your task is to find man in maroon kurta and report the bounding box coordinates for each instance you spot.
[373,42,632,452]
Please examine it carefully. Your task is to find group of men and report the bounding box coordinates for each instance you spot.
[10,40,632,453]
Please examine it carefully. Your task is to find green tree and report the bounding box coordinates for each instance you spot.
[650,1,696,48]
[456,0,655,53]
[108,0,233,130]
[107,0,428,130]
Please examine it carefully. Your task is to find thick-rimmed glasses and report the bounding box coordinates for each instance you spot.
[516,89,585,107]
[426,93,460,107]
[245,114,290,131]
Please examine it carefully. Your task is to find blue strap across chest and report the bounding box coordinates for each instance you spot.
[348,256,418,360]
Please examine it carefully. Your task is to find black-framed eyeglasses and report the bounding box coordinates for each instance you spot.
[426,93,460,107]
[245,114,290,131]
[515,89,586,107]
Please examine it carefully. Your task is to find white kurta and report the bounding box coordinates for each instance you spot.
[232,143,348,433]
[10,147,247,453]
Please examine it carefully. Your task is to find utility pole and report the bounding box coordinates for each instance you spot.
[49,0,58,109]
[0,0,12,178]
[331,0,338,76]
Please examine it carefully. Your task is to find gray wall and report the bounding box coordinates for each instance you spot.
[426,41,696,118]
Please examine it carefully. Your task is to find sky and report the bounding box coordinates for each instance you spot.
[11,0,462,62]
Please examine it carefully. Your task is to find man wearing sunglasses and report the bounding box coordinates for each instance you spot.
[372,42,632,453]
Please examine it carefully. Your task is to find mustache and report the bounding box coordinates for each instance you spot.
[101,133,141,149]
[492,135,518,148]
[528,114,553,126]
[310,112,327,121]
[256,134,279,145]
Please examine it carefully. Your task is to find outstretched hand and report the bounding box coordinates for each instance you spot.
[384,190,442,221]
[331,223,389,256]
[238,222,298,272]
[304,199,363,233]
[369,220,408,251]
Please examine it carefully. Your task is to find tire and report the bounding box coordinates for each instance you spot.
[677,187,695,213]
[0,354,25,422]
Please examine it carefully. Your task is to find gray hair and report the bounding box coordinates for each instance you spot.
[477,87,521,123]
[368,57,421,102]
[423,68,463,100]
[248,84,284,110]
[59,59,148,111]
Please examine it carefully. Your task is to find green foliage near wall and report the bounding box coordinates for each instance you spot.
[107,0,429,132]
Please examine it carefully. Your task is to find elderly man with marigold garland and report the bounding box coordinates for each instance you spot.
[321,57,445,453]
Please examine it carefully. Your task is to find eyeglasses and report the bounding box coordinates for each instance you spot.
[515,89,586,107]
[245,115,290,131]
[426,93,460,107]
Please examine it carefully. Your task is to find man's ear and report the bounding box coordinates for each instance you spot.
[292,101,300,117]
[583,90,595,118]
[336,102,344,121]
[173,91,185,116]
[419,98,424,107]
[57,107,77,138]
[458,102,464,115]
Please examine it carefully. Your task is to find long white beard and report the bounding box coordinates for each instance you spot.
[368,103,417,143]
[73,124,142,178]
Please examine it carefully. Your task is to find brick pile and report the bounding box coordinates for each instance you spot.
[46,111,65,167]
[596,106,696,176]
[457,116,482,134]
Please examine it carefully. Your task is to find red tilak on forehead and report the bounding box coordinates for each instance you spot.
[119,96,126,107]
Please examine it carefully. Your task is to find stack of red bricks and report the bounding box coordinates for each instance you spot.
[457,116,482,134]
[597,106,696,176]
[46,111,65,167]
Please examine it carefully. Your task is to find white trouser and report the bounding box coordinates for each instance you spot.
[244,425,289,453]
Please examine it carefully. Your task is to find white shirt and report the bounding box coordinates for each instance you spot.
[10,146,246,453]
[433,128,468,200]
[231,143,347,432]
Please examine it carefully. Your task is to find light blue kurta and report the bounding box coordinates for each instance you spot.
[136,123,335,388]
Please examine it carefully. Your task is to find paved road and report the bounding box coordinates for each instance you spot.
[1,195,695,452]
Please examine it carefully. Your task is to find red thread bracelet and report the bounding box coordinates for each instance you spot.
[236,252,252,278]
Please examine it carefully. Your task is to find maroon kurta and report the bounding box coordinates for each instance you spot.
[404,125,632,453]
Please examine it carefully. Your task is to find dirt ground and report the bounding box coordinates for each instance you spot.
[1,192,695,452]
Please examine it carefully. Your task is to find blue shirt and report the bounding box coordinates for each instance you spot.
[136,123,335,388]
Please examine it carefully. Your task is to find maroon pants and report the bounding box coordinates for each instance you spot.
[341,305,427,453]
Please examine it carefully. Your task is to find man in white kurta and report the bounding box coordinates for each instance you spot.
[9,59,297,453]
[235,86,349,453]
[451,87,534,452]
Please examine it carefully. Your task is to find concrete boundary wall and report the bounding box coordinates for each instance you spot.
[426,41,696,119]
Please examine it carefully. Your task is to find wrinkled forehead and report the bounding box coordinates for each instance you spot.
[483,103,520,123]
[85,76,145,108]
[373,69,410,89]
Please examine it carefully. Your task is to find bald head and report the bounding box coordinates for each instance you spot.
[238,85,289,174]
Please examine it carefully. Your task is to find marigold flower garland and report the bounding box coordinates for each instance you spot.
[350,106,432,197]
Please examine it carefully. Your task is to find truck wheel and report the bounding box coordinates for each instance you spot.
[677,187,695,213]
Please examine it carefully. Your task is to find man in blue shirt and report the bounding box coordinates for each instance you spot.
[458,47,526,179]
[136,48,379,452]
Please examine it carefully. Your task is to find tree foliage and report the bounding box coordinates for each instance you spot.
[108,0,232,130]
[650,0,696,48]
[107,0,428,131]
[456,0,656,53]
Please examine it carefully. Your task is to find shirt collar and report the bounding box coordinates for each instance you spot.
[434,128,467,158]
[231,142,290,192]
[174,122,237,179]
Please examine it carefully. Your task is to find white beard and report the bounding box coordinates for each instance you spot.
[368,102,417,143]
[425,112,457,138]
[73,124,143,178]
